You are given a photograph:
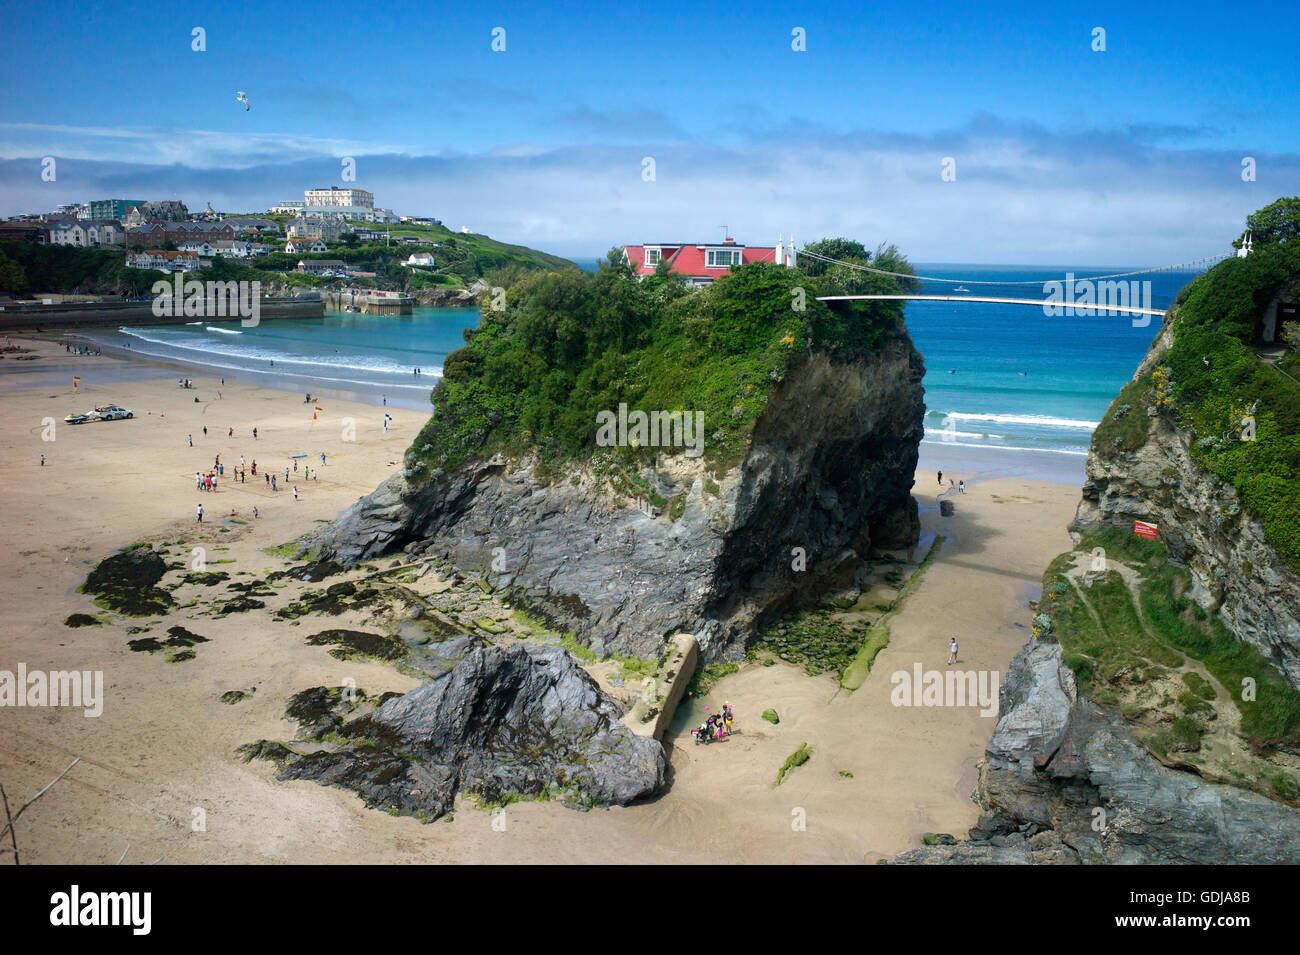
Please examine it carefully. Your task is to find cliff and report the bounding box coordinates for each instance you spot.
[312,341,924,660]
[897,228,1300,864]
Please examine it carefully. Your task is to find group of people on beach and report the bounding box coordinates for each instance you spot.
[178,378,195,389]
[65,343,100,356]
[692,702,735,745]
[936,471,965,494]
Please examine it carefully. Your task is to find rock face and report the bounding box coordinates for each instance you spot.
[312,340,925,660]
[1074,317,1300,688]
[897,314,1300,865]
[245,643,665,820]
[895,641,1300,864]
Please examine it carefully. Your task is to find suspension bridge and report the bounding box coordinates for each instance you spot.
[799,248,1238,318]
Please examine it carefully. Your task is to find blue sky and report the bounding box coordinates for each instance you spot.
[2,0,1298,262]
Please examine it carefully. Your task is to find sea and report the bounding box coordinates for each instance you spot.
[77,263,1206,484]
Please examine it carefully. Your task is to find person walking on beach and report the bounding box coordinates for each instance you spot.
[271,475,277,491]
[196,503,204,522]
[958,480,965,494]
[228,427,233,437]
[293,485,299,501]
[252,427,257,440]
[265,472,269,487]
[40,454,45,467]
[189,434,193,447]
[321,452,326,465]
[948,637,959,665]
[253,506,258,520]
[203,426,207,436]
[937,470,943,485]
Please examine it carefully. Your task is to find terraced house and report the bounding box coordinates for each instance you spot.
[126,221,236,247]
[47,218,125,247]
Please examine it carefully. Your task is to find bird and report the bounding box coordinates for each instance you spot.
[235,91,250,111]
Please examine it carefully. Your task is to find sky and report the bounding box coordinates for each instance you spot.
[1,0,1298,264]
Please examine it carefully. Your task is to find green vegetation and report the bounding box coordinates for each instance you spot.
[1,221,575,298]
[1045,528,1300,749]
[405,242,915,478]
[686,661,741,697]
[774,742,812,787]
[1094,198,1300,570]
[761,708,780,724]
[0,241,162,296]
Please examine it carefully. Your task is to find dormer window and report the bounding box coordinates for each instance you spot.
[644,247,662,267]
[706,248,742,268]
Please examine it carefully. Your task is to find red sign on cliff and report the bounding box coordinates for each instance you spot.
[1134,520,1158,540]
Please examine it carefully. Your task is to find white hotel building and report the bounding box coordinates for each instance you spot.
[271,186,398,223]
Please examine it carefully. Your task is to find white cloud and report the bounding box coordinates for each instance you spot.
[1,118,1295,263]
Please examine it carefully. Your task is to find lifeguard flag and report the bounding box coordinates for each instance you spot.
[314,406,323,412]
[1134,520,1158,540]
[73,376,80,391]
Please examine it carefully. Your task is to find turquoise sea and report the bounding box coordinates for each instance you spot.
[81,263,1207,481]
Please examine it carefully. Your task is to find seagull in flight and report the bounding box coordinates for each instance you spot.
[235,91,250,111]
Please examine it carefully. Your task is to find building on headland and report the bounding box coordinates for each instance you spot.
[405,252,435,267]
[47,219,125,247]
[127,221,236,247]
[286,237,328,254]
[297,258,346,276]
[126,249,199,273]
[89,199,146,221]
[305,187,374,209]
[271,186,398,223]
[620,236,796,287]
[287,217,344,241]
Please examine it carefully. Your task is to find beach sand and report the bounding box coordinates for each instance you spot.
[0,339,1080,864]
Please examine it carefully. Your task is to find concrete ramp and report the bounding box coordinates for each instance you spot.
[621,633,698,741]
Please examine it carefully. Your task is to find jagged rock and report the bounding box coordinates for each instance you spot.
[243,644,665,821]
[310,345,925,659]
[894,641,1300,864]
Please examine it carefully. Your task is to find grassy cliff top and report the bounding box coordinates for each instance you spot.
[406,241,916,479]
[1093,202,1300,572]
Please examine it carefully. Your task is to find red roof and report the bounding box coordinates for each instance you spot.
[624,241,777,280]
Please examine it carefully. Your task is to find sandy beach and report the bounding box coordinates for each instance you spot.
[0,339,1080,864]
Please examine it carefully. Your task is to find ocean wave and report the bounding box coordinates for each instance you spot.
[921,438,1089,456]
[928,411,1099,430]
[205,326,242,335]
[923,429,1007,440]
[115,327,437,377]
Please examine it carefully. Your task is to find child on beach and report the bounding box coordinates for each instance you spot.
[948,638,959,665]
[293,486,299,501]
[196,504,203,522]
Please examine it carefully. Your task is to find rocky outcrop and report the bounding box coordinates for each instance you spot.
[1074,316,1300,688]
[242,643,665,820]
[311,339,925,659]
[895,641,1300,864]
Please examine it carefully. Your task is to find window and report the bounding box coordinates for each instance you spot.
[706,248,741,268]
[644,247,661,267]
